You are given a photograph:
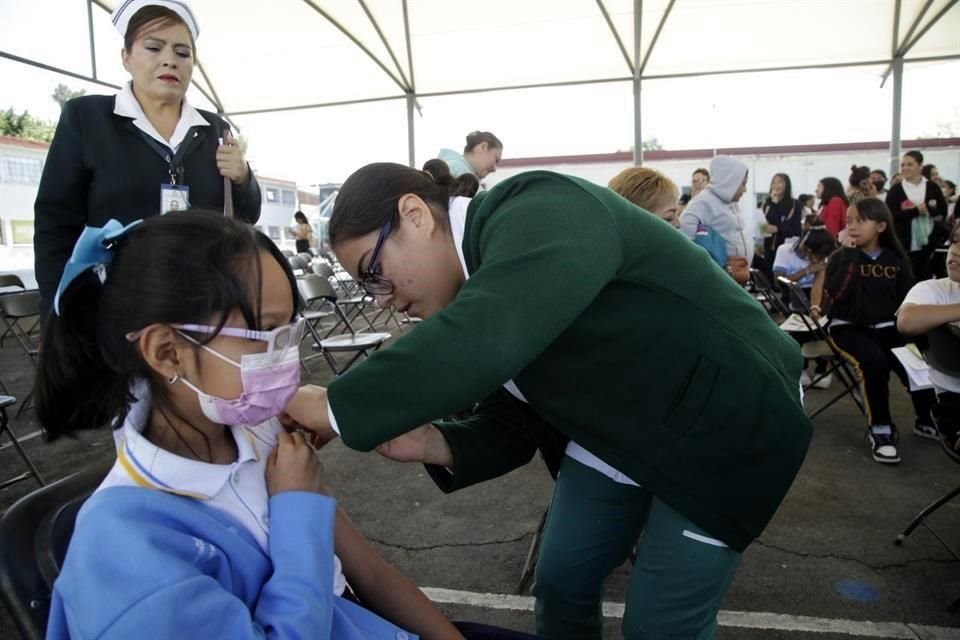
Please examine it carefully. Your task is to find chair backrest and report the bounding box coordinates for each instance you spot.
[297,251,314,263]
[925,324,960,378]
[777,276,829,338]
[0,460,113,640]
[0,290,40,320]
[312,263,335,279]
[0,274,26,292]
[297,273,338,305]
[750,269,790,317]
[288,255,313,274]
[280,249,295,258]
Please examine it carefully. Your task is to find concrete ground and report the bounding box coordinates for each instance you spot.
[1,315,959,639]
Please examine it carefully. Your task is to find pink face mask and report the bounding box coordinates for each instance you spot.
[173,320,304,427]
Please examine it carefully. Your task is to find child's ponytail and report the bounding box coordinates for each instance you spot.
[37,270,135,439]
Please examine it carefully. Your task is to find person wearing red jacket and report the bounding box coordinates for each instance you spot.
[816,177,850,237]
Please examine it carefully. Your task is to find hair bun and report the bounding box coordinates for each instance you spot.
[422,159,479,198]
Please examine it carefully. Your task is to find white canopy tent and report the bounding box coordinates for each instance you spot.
[2,0,959,175]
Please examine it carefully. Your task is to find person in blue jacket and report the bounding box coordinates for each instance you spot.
[36,211,465,640]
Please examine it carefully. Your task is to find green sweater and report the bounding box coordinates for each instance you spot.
[329,171,812,552]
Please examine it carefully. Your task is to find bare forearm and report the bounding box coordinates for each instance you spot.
[897,304,960,335]
[334,508,462,640]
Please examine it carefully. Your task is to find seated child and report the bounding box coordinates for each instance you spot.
[897,224,960,460]
[773,216,837,388]
[38,211,464,640]
[773,215,836,292]
[819,199,937,465]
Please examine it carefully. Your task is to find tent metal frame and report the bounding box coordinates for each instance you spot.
[3,0,959,169]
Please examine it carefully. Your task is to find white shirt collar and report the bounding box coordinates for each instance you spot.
[114,380,260,500]
[114,81,210,152]
[902,176,927,203]
[448,196,472,279]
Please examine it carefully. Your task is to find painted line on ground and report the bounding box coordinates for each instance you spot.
[421,587,959,639]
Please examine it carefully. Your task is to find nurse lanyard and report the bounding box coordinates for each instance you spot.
[136,125,234,218]
[135,126,202,187]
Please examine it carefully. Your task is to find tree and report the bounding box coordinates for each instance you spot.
[0,108,56,142]
[52,84,86,110]
[641,137,664,151]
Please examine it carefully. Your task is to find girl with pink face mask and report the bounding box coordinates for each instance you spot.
[37,211,468,640]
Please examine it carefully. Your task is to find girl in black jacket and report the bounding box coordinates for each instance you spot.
[824,198,937,465]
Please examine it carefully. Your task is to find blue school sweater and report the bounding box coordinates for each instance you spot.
[47,487,417,640]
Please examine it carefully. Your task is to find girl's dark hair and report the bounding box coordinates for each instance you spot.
[36,211,299,440]
[818,177,848,207]
[871,168,887,180]
[797,216,836,259]
[905,150,924,165]
[464,131,502,153]
[944,179,956,195]
[422,159,480,197]
[798,193,815,206]
[922,164,937,180]
[849,165,871,188]
[850,198,909,261]
[765,172,794,209]
[329,161,475,246]
[294,211,308,224]
[124,6,195,52]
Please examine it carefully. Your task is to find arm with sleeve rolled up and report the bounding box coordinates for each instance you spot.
[33,100,90,317]
[331,507,463,640]
[322,193,623,451]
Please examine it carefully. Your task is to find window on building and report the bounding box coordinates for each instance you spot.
[281,189,296,205]
[11,220,34,245]
[3,157,43,184]
[268,226,281,240]
[266,188,280,203]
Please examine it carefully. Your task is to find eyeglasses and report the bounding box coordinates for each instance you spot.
[128,318,306,365]
[359,219,394,296]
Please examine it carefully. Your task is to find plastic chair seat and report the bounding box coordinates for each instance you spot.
[0,395,15,409]
[801,341,834,359]
[317,333,391,352]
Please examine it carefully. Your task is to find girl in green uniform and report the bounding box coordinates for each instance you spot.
[285,162,813,640]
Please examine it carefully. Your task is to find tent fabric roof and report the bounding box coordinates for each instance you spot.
[72,0,959,116]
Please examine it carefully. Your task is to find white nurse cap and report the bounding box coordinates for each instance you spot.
[112,0,200,41]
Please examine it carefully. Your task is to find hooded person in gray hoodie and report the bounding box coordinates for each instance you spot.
[680,156,752,262]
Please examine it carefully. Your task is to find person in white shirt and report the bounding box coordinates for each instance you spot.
[898,225,960,459]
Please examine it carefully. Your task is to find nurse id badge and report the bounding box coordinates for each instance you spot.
[161,184,190,214]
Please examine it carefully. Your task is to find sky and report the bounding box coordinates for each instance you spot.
[1,1,959,187]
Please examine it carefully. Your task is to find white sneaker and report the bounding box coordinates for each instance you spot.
[813,374,833,389]
[800,371,812,386]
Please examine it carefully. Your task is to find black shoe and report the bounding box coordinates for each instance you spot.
[868,427,900,464]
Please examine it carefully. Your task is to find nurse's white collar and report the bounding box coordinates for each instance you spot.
[114,81,209,150]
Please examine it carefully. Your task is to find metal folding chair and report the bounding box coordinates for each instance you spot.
[0,291,41,417]
[750,268,790,317]
[0,395,45,490]
[0,274,30,348]
[776,277,865,419]
[296,275,391,376]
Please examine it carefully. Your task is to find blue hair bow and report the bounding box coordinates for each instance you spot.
[54,219,143,316]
